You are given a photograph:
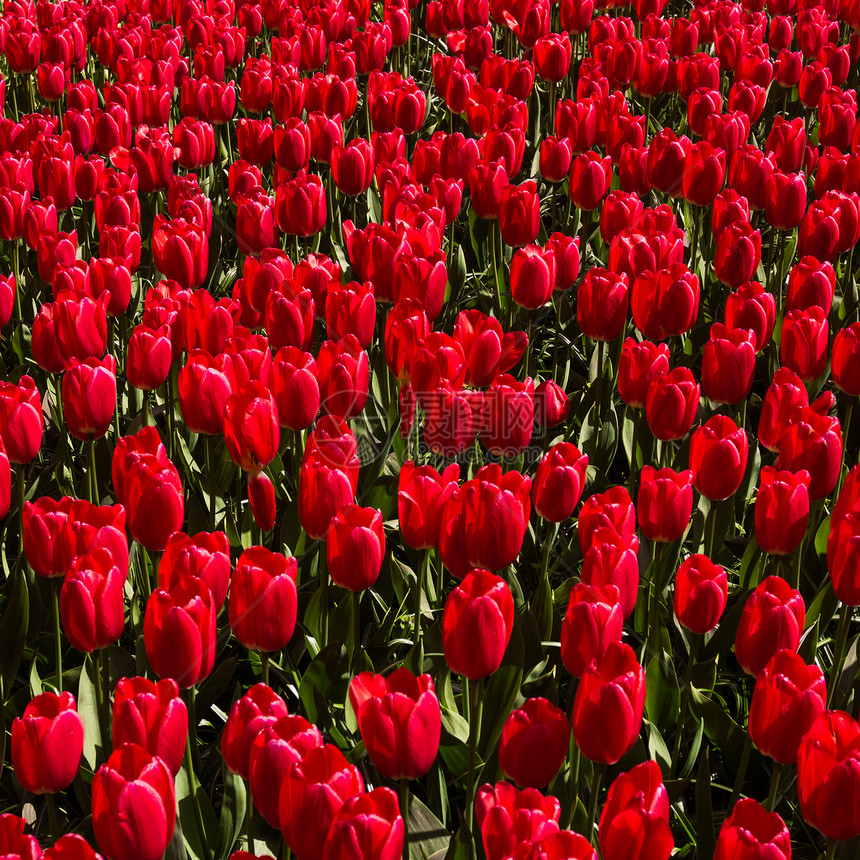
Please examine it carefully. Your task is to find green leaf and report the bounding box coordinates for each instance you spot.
[408,795,450,860]
[689,687,745,772]
[444,820,476,860]
[695,746,715,860]
[479,627,524,758]
[299,642,351,728]
[644,651,680,732]
[0,570,28,699]
[78,654,102,771]
[175,755,219,860]
[215,765,246,860]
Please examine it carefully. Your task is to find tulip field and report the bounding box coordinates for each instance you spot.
[2,0,860,857]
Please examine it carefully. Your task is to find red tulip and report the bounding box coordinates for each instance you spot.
[221,684,290,780]
[323,787,404,860]
[645,367,700,442]
[689,415,749,501]
[327,505,385,591]
[714,799,790,860]
[637,465,694,543]
[62,356,117,442]
[224,381,281,473]
[674,554,728,634]
[499,698,568,788]
[60,548,125,652]
[159,530,231,613]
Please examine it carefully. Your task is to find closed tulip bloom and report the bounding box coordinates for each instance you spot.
[756,466,811,556]
[279,744,365,859]
[637,466,694,543]
[827,513,860,605]
[781,307,829,382]
[569,151,612,211]
[152,215,208,289]
[317,335,371,420]
[326,281,376,349]
[249,714,325,829]
[271,347,320,431]
[144,577,216,688]
[323,787,404,860]
[749,649,826,765]
[632,264,701,341]
[682,141,726,207]
[532,443,588,523]
[223,381,280,473]
[92,743,176,860]
[578,268,629,342]
[600,191,644,247]
[787,257,836,314]
[758,367,809,452]
[349,668,441,780]
[327,505,385,592]
[573,642,645,764]
[483,375,535,456]
[443,569,514,680]
[476,781,562,860]
[535,379,570,428]
[724,281,775,353]
[674,554,728,634]
[735,576,805,676]
[798,711,860,841]
[249,472,277,533]
[112,677,188,776]
[499,181,541,247]
[43,834,104,860]
[159,531,231,613]
[578,486,637,554]
[11,692,84,795]
[714,221,762,289]
[714,799,790,860]
[275,173,327,237]
[618,339,670,408]
[60,548,125,653]
[561,582,624,678]
[398,461,460,551]
[0,376,43,464]
[581,528,640,619]
[645,367,700,442]
[299,446,357,540]
[439,464,532,578]
[766,170,808,230]
[599,761,673,860]
[229,547,298,653]
[222,684,290,780]
[702,324,756,404]
[511,245,556,310]
[690,415,749,501]
[331,138,375,196]
[127,324,172,391]
[777,407,842,501]
[62,356,117,442]
[539,136,573,183]
[499,698,569,789]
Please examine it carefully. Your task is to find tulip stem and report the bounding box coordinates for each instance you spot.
[400,778,410,860]
[821,839,837,860]
[829,603,853,708]
[87,435,97,504]
[319,543,329,648]
[353,590,361,670]
[142,391,151,428]
[563,735,581,830]
[765,762,782,812]
[45,794,60,840]
[584,762,605,846]
[15,465,24,558]
[184,730,212,860]
[465,677,483,836]
[729,732,753,808]
[414,549,430,650]
[836,396,854,500]
[93,649,111,761]
[53,579,63,694]
[261,651,269,686]
[206,434,218,530]
[670,633,699,780]
[705,500,718,560]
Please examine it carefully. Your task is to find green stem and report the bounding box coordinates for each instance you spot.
[261,651,269,686]
[206,434,217,531]
[184,729,212,860]
[142,390,151,428]
[93,650,110,762]
[319,543,329,648]
[821,839,837,860]
[670,634,699,779]
[45,794,59,840]
[705,500,718,559]
[765,762,782,812]
[353,589,361,671]
[15,465,24,558]
[465,678,483,834]
[584,763,605,846]
[400,778,410,860]
[829,603,853,708]
[414,549,430,649]
[87,435,97,504]
[836,397,854,500]
[730,732,753,807]
[646,543,666,657]
[563,733,581,829]
[53,579,63,694]
[246,791,255,852]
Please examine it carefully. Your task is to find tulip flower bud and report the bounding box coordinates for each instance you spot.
[702,324,756,404]
[92,743,176,860]
[222,684,290,780]
[618,339,670,408]
[327,504,385,591]
[62,355,117,442]
[637,466,694,543]
[599,761,674,860]
[797,711,860,841]
[60,548,125,652]
[689,415,749,501]
[229,547,298,653]
[674,554,728,634]
[499,698,569,789]
[349,668,442,780]
[581,528,640,619]
[0,375,44,464]
[573,642,646,764]
[11,691,84,795]
[714,799,790,860]
[112,677,188,776]
[735,576,805,676]
[442,569,514,680]
[645,367,700,442]
[323,787,405,860]
[532,442,588,523]
[749,649,826,765]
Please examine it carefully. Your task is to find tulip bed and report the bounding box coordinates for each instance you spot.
[2,0,860,857]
